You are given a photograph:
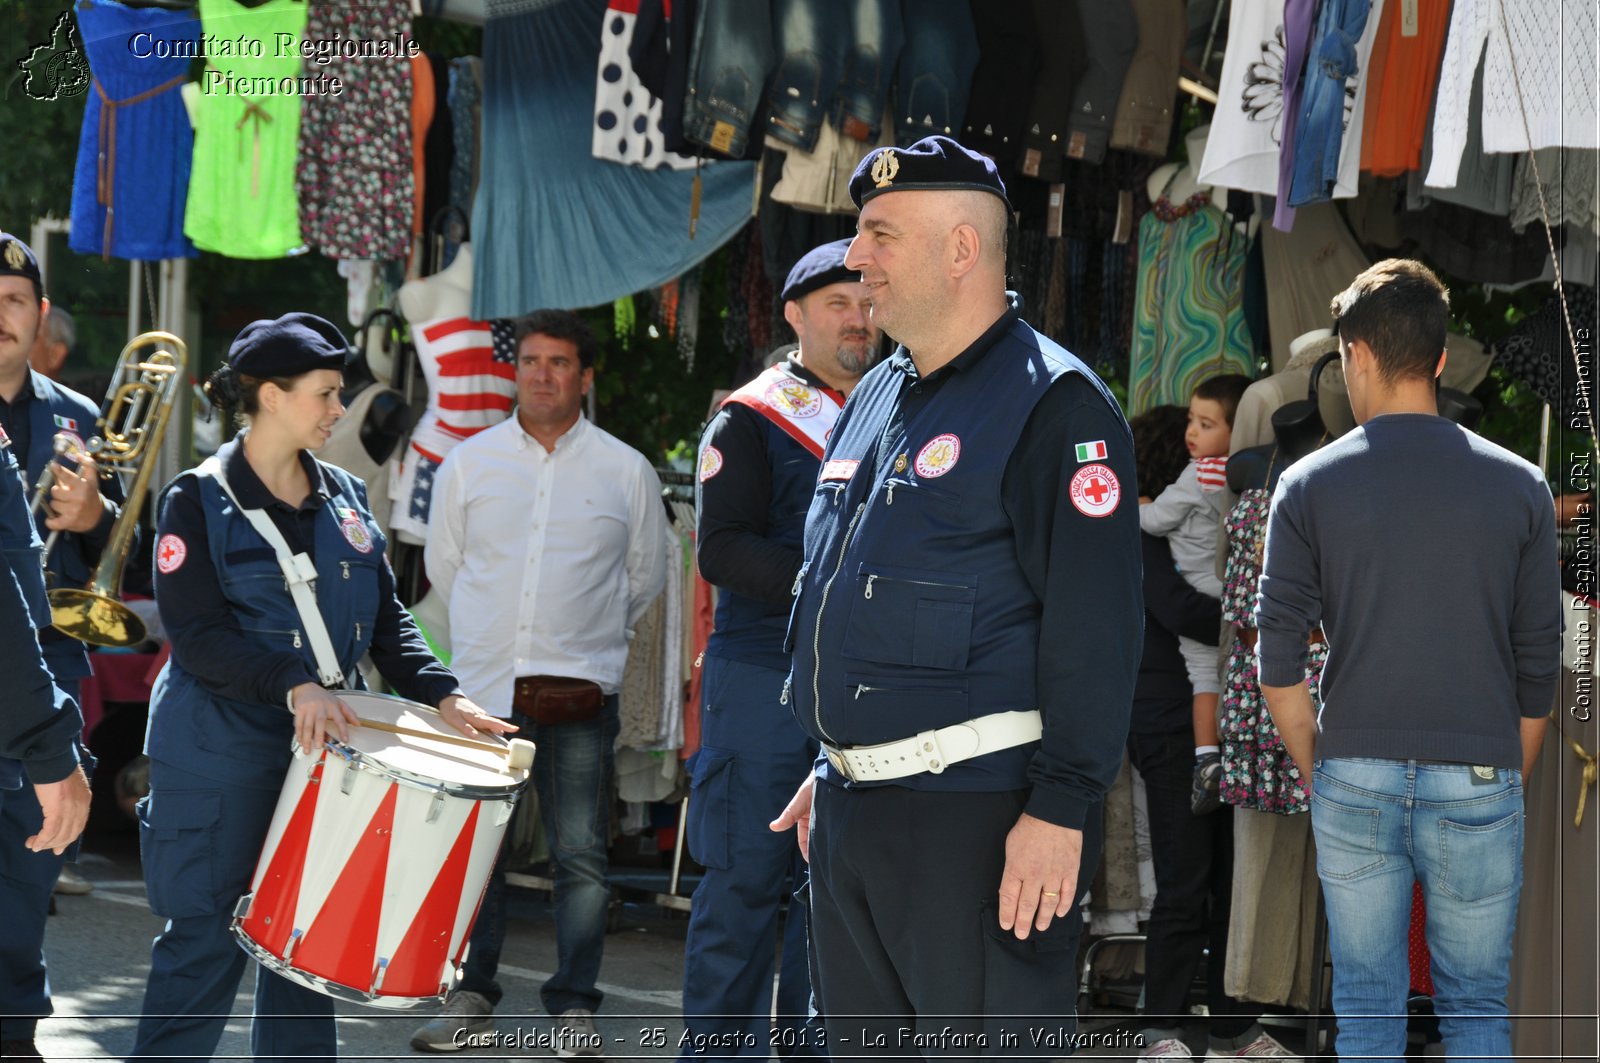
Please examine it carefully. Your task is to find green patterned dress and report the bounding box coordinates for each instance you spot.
[1128,176,1254,414]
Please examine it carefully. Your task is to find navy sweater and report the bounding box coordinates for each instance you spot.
[1256,414,1561,770]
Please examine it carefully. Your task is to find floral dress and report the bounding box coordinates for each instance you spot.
[1218,489,1324,815]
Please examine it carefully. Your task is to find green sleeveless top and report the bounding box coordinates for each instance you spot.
[183,0,307,259]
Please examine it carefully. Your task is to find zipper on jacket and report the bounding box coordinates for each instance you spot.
[865,575,876,599]
[292,630,302,649]
[780,676,791,705]
[341,561,350,579]
[885,483,896,505]
[355,622,362,641]
[810,502,866,744]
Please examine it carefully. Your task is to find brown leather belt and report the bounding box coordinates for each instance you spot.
[513,675,604,725]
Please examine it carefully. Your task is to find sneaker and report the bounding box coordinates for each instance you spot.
[1204,1032,1302,1060]
[409,990,493,1053]
[1140,1037,1193,1058]
[554,1008,605,1059]
[1191,752,1223,815]
[54,866,93,895]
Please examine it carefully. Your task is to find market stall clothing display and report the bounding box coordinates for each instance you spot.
[764,0,900,153]
[893,0,978,147]
[410,52,435,241]
[767,114,891,215]
[960,0,1041,177]
[1425,0,1599,191]
[1268,0,1318,230]
[1128,168,1254,415]
[1510,149,1600,236]
[448,57,484,220]
[1225,807,1323,1010]
[1109,0,1186,159]
[592,0,695,170]
[1061,0,1139,167]
[1256,202,1369,372]
[423,53,457,234]
[1358,0,1450,178]
[69,0,199,261]
[1406,52,1515,217]
[1197,2,1289,195]
[1015,0,1086,184]
[681,0,774,158]
[471,0,754,320]
[1490,283,1598,430]
[295,0,414,261]
[1282,0,1380,212]
[183,0,307,259]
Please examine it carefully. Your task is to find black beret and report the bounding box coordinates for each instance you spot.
[0,232,43,299]
[848,135,1009,210]
[228,312,349,378]
[781,238,858,302]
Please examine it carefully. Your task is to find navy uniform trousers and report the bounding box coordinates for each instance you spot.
[131,757,334,1063]
[680,656,823,1060]
[0,677,83,1046]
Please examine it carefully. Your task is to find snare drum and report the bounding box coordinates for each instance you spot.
[232,691,528,1009]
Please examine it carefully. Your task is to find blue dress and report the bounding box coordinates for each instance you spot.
[69,0,199,260]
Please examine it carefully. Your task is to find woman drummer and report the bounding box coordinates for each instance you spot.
[131,313,514,1062]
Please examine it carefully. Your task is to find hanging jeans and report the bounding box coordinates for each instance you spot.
[893,0,979,146]
[682,0,775,158]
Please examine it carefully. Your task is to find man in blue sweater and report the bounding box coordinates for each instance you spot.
[1257,259,1561,1063]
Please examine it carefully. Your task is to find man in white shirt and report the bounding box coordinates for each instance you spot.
[413,310,666,1057]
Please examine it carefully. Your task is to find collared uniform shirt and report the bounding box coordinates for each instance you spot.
[426,414,667,716]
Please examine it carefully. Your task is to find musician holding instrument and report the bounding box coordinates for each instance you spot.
[0,234,127,715]
[131,313,513,1063]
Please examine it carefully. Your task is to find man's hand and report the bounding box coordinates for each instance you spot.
[997,813,1083,940]
[438,694,519,740]
[28,766,92,854]
[290,683,359,754]
[769,774,815,862]
[43,455,107,534]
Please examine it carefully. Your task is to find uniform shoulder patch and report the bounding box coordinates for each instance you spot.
[156,533,187,574]
[698,445,724,482]
[340,515,375,554]
[1068,463,1121,518]
[914,433,961,478]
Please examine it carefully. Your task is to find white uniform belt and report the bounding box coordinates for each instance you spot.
[821,710,1042,783]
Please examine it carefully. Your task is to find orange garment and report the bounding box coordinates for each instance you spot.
[1360,0,1451,176]
[680,566,715,761]
[410,52,435,235]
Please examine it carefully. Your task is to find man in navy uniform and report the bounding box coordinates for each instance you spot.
[772,137,1142,1054]
[682,238,879,1058]
[0,234,129,709]
[1,376,94,1060]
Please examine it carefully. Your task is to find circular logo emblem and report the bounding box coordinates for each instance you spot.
[765,381,821,419]
[340,517,375,554]
[156,534,187,574]
[1068,463,1121,518]
[698,445,724,483]
[914,433,961,478]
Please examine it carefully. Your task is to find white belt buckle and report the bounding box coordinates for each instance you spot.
[824,745,857,783]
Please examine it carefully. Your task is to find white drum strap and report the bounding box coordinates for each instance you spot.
[197,457,347,688]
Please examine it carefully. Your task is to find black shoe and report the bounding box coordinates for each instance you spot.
[1191,752,1223,815]
[1,1039,45,1061]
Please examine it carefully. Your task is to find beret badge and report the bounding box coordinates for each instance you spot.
[870,149,900,189]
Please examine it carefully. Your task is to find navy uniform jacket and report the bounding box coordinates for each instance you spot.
[0,370,130,683]
[788,309,1142,830]
[147,438,459,779]
[697,355,838,671]
[0,422,84,789]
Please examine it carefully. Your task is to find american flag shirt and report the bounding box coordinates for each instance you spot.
[390,317,518,542]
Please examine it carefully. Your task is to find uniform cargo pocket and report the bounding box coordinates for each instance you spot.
[138,789,224,918]
[844,563,976,670]
[686,747,736,870]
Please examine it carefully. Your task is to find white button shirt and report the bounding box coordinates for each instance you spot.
[424,415,667,717]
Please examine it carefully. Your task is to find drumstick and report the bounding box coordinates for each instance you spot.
[354,717,536,771]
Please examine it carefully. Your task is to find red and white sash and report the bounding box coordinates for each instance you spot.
[723,363,845,459]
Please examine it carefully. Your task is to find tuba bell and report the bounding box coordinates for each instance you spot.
[44,330,186,648]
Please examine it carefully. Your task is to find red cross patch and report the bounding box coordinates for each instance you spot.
[1069,463,1120,518]
[156,534,187,574]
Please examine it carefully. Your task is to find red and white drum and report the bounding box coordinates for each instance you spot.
[231,691,529,1009]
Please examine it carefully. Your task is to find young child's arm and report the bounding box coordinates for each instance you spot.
[1139,462,1200,536]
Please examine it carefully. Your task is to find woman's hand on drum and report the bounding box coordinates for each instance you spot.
[290,683,359,754]
[438,694,518,741]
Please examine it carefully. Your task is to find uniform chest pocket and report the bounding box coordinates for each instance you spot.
[843,562,977,671]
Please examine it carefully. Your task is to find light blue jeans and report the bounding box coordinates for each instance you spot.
[1312,757,1524,1063]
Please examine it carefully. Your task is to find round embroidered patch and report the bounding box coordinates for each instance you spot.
[764,380,821,418]
[340,517,375,554]
[698,445,724,482]
[914,433,961,478]
[1069,463,1121,517]
[156,534,187,574]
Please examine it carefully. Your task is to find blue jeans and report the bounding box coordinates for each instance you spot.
[1312,757,1525,1063]
[893,0,978,146]
[682,0,775,158]
[461,697,618,1015]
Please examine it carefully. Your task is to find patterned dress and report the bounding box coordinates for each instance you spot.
[1128,173,1255,414]
[1218,488,1323,815]
[296,0,414,260]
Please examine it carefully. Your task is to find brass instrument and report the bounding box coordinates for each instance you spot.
[46,331,187,648]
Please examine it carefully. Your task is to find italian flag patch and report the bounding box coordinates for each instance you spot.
[1074,440,1107,463]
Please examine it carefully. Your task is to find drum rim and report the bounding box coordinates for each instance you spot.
[230,924,456,1010]
[319,738,527,800]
